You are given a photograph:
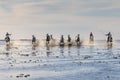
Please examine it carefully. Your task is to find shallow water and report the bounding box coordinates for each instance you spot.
[0,40,120,80]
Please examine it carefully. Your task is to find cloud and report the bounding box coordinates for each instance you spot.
[1,0,120,17]
[0,0,120,39]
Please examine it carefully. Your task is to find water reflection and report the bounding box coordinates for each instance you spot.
[32,46,36,50]
[67,46,72,57]
[104,45,113,58]
[76,46,81,56]
[68,46,71,56]
[60,46,64,57]
[5,52,10,57]
[107,45,113,54]
[31,44,38,56]
[89,45,94,53]
[5,45,11,57]
[46,46,51,57]
[6,44,11,51]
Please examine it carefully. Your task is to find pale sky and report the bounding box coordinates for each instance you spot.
[0,0,120,40]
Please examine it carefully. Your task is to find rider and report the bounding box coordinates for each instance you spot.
[67,35,71,43]
[5,32,11,43]
[46,34,50,44]
[32,35,36,44]
[75,34,80,45]
[106,32,112,42]
[89,32,94,42]
[60,35,64,44]
[6,32,11,36]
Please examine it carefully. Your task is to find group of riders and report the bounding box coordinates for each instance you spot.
[46,34,81,46]
[5,32,113,47]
